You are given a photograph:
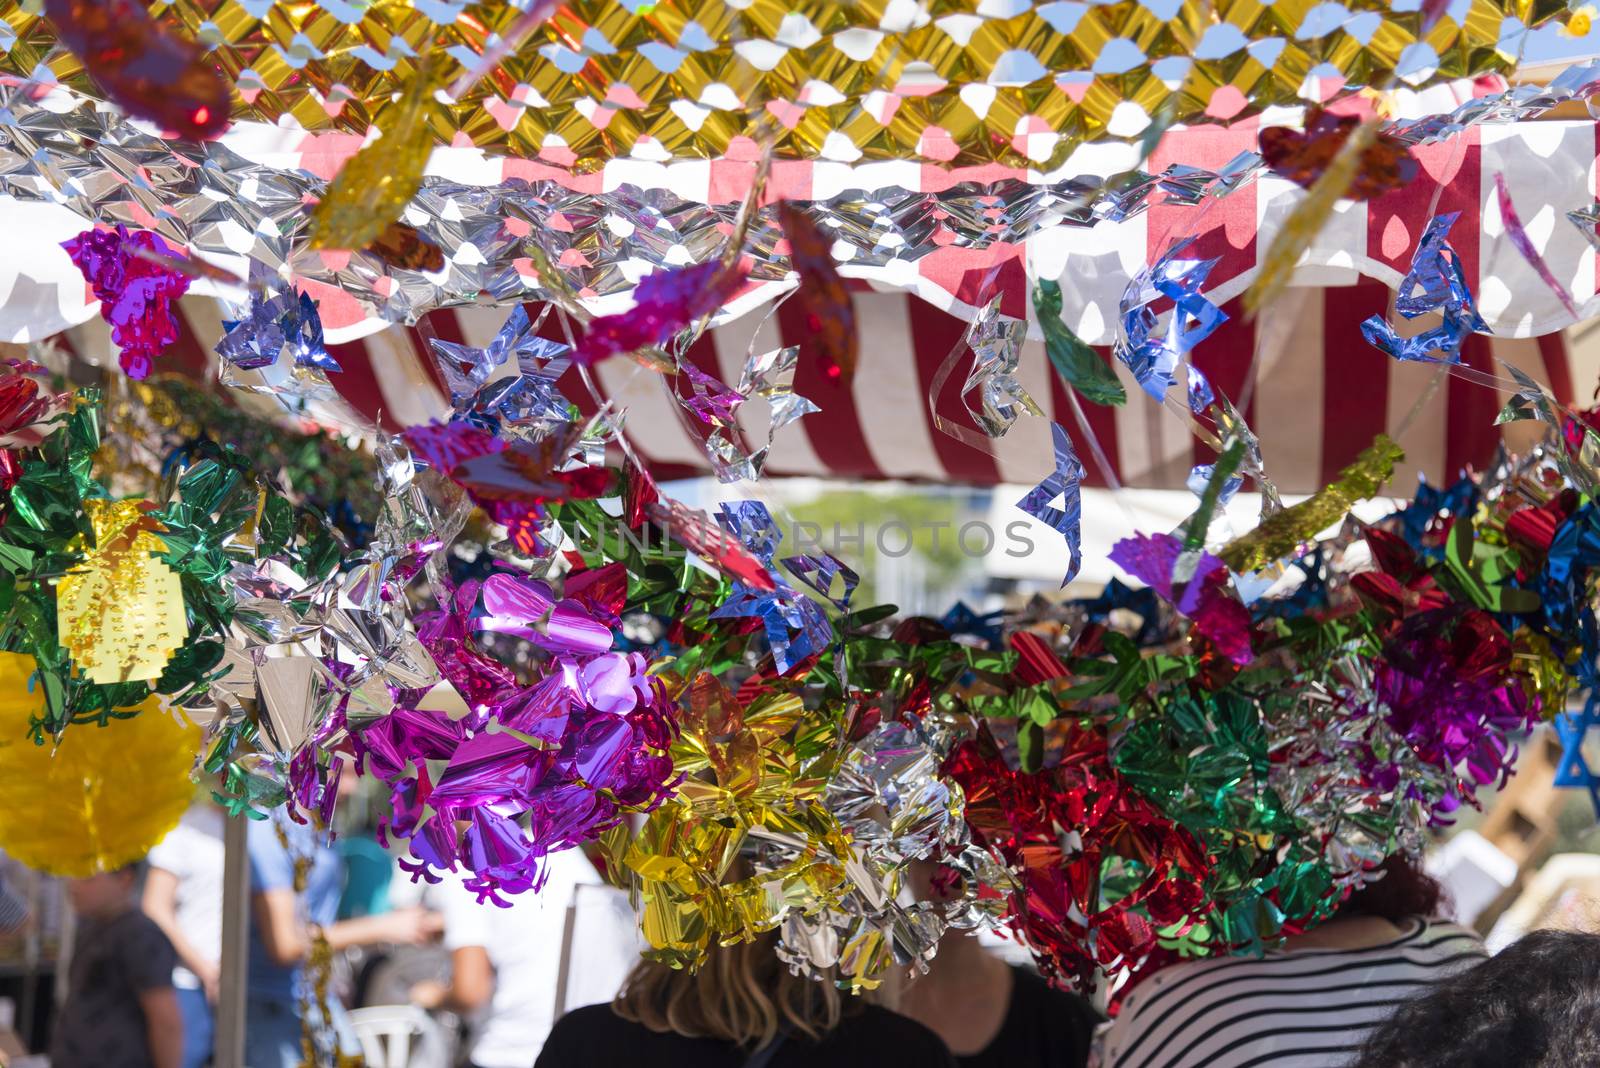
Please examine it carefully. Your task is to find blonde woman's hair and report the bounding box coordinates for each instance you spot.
[614,933,843,1050]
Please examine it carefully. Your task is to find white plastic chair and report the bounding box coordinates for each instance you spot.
[347,1004,451,1068]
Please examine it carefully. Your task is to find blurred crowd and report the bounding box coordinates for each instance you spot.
[2,791,1598,1068]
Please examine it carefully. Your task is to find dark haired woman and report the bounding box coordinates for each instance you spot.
[535,931,957,1068]
[1353,928,1600,1068]
[1098,855,1485,1068]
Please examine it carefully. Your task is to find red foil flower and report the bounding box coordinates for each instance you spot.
[944,726,1212,989]
[1260,108,1418,200]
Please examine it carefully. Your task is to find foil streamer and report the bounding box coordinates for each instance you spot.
[958,298,1042,439]
[777,716,1006,989]
[364,574,679,897]
[710,501,833,675]
[0,82,1254,338]
[427,304,571,425]
[41,0,229,140]
[216,283,337,376]
[1569,201,1600,252]
[1260,108,1418,200]
[777,204,857,387]
[734,343,819,481]
[1494,171,1583,322]
[602,672,854,970]
[1222,435,1405,573]
[1035,279,1125,407]
[1116,241,1227,401]
[1016,423,1086,587]
[644,496,777,592]
[61,226,192,379]
[309,66,438,253]
[575,261,747,368]
[8,65,1600,339]
[1554,694,1600,816]
[945,724,1213,990]
[1360,212,1488,364]
[1246,116,1381,318]
[1,0,1557,165]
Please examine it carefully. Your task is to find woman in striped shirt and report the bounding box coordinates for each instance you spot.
[1099,857,1485,1068]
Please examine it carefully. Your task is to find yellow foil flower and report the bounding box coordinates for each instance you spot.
[55,498,189,686]
[0,652,199,876]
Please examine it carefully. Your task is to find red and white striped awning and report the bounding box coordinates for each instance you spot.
[62,278,1573,495]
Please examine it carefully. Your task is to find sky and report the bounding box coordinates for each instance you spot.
[1516,21,1599,64]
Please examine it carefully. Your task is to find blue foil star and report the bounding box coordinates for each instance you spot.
[1016,423,1086,586]
[1115,238,1228,401]
[1360,212,1488,364]
[217,290,337,374]
[427,305,573,432]
[710,500,833,674]
[1555,695,1600,819]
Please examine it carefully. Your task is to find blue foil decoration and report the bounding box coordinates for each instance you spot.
[1187,462,1242,506]
[1115,238,1228,401]
[1360,212,1488,364]
[1555,695,1600,819]
[1016,423,1086,586]
[711,501,834,674]
[427,305,573,431]
[217,289,336,373]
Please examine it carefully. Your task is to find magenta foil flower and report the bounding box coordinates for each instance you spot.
[1110,532,1253,664]
[364,575,679,901]
[62,226,191,379]
[1369,609,1537,819]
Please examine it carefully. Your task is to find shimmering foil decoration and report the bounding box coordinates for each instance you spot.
[955,298,1043,439]
[778,716,1009,990]
[0,652,199,876]
[6,77,1589,342]
[1360,212,1488,363]
[575,261,747,367]
[1494,171,1583,322]
[309,66,438,252]
[216,283,337,376]
[1117,242,1227,401]
[602,672,854,970]
[1016,423,1086,586]
[41,0,229,140]
[56,498,189,685]
[1245,116,1381,318]
[945,724,1213,990]
[778,204,856,387]
[1036,279,1125,407]
[369,223,447,273]
[1221,435,1405,573]
[1260,108,1418,200]
[0,0,1566,165]
[61,226,192,380]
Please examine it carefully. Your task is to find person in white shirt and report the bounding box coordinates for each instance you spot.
[411,848,636,1068]
[142,803,225,1068]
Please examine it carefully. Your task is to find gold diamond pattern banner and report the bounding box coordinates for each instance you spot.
[0,0,1569,166]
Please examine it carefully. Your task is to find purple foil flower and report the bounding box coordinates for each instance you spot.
[62,226,192,379]
[364,576,679,901]
[1364,609,1538,821]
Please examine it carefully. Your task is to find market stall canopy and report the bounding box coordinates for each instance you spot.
[55,278,1570,493]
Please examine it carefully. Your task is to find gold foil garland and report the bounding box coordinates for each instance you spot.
[1,0,1568,166]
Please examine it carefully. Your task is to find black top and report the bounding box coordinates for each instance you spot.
[50,909,176,1068]
[956,966,1100,1068]
[536,1002,958,1068]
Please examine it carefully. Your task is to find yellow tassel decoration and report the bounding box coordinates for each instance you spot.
[0,653,200,876]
